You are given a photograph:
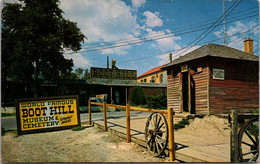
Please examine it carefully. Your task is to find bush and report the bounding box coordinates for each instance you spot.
[72,126,85,131]
[146,94,167,109]
[2,128,6,136]
[130,85,146,106]
[174,118,190,130]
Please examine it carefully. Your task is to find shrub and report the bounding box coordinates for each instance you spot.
[146,94,167,109]
[1,128,6,135]
[72,126,85,131]
[130,85,146,106]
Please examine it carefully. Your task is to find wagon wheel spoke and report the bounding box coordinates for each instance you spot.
[156,137,163,149]
[245,130,258,146]
[242,150,258,156]
[154,114,158,129]
[249,153,259,162]
[156,116,161,129]
[155,138,161,153]
[242,141,257,148]
[157,122,165,131]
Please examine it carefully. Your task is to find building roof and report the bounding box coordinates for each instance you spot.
[138,64,166,78]
[86,78,166,88]
[162,44,259,69]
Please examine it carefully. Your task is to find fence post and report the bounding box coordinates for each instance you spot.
[230,109,238,162]
[103,101,107,131]
[88,100,92,125]
[168,108,175,162]
[126,103,131,143]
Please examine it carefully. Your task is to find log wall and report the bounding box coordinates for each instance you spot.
[167,74,180,113]
[192,67,209,114]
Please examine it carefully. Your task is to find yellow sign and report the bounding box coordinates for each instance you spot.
[16,96,81,135]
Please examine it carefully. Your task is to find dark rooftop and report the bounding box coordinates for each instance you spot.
[162,44,259,69]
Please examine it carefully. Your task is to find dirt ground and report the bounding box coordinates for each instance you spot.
[1,126,169,163]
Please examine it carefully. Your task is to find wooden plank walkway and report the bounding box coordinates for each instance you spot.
[91,117,230,162]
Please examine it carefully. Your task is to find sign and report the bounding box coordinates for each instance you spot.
[181,64,188,72]
[213,69,225,80]
[90,67,137,80]
[16,96,81,135]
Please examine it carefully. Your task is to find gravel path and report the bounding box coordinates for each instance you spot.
[1,126,169,163]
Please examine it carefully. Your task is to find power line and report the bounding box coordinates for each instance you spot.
[179,0,242,56]
[81,6,258,49]
[96,27,256,67]
[65,12,257,54]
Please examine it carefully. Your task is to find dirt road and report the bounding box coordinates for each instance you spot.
[1,126,169,163]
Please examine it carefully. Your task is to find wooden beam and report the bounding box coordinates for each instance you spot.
[179,73,183,113]
[207,66,210,115]
[88,100,92,125]
[188,69,191,113]
[130,106,168,115]
[126,103,131,143]
[168,107,175,161]
[103,101,107,131]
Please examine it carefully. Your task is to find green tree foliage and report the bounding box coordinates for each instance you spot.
[75,68,84,79]
[82,69,90,80]
[146,94,167,109]
[130,86,146,106]
[2,0,85,97]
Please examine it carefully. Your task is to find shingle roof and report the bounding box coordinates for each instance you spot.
[138,64,166,78]
[162,44,259,69]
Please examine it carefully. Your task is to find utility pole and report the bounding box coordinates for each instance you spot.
[223,0,227,46]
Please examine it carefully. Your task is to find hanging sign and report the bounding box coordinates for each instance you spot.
[181,64,188,72]
[213,69,225,80]
[16,95,81,135]
[90,67,137,80]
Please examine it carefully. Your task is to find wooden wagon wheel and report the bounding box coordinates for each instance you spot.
[145,112,168,157]
[238,117,259,162]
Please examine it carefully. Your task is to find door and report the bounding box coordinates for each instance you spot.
[182,72,189,112]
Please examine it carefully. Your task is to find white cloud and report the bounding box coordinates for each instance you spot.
[157,45,200,66]
[214,21,258,51]
[146,28,181,52]
[131,0,146,8]
[101,46,131,55]
[64,52,91,68]
[60,0,140,46]
[143,11,163,28]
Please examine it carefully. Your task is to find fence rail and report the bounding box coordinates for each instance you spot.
[88,100,175,162]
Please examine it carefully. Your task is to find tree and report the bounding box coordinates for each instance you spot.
[2,0,85,97]
[82,69,90,80]
[130,86,146,106]
[75,68,84,79]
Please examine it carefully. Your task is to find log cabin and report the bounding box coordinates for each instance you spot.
[161,38,259,114]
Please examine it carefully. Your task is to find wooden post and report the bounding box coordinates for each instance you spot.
[126,103,131,143]
[230,109,238,162]
[88,100,92,125]
[188,69,191,113]
[168,108,175,162]
[103,101,107,131]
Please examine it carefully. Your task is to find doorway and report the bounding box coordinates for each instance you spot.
[181,72,195,114]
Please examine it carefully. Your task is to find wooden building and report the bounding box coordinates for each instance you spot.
[162,41,258,114]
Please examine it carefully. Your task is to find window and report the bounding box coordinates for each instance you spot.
[144,79,147,82]
[160,74,163,83]
[141,80,143,82]
[150,76,155,83]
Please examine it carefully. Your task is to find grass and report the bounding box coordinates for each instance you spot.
[72,126,85,131]
[2,113,16,117]
[174,118,190,130]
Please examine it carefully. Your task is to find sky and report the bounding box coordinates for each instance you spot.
[60,0,259,76]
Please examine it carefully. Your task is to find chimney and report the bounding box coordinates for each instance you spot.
[244,37,253,54]
[169,53,172,62]
[112,59,118,69]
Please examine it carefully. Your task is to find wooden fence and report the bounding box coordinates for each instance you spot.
[88,100,175,162]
